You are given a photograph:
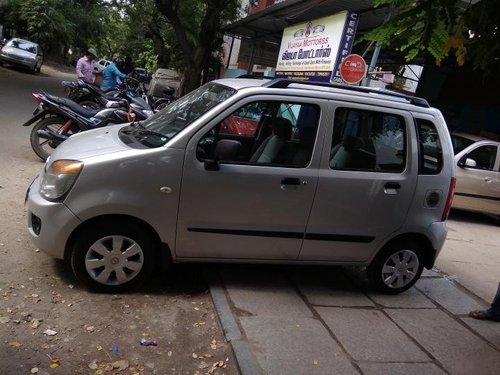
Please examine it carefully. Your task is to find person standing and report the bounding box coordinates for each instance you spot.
[100,59,126,91]
[76,48,98,83]
[469,282,500,322]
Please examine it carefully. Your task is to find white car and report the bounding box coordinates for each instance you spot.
[451,132,500,218]
[94,59,111,72]
[0,38,43,73]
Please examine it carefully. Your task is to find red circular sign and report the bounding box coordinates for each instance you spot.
[340,54,367,84]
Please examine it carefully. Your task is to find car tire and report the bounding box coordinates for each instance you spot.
[367,239,424,294]
[30,116,79,161]
[70,222,156,293]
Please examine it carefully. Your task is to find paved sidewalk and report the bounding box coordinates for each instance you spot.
[210,264,500,375]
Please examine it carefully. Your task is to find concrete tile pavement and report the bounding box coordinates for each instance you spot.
[210,264,500,375]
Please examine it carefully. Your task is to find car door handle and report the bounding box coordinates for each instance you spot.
[384,182,401,190]
[281,177,301,186]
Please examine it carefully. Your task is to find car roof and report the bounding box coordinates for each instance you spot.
[213,77,432,110]
[452,132,500,143]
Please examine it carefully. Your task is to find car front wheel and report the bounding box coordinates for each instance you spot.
[70,222,156,293]
[367,239,424,294]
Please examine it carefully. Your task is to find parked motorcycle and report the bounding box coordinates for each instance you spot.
[61,79,120,109]
[125,76,176,111]
[62,77,175,112]
[22,92,131,160]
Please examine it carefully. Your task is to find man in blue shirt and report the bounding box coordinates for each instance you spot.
[100,60,126,91]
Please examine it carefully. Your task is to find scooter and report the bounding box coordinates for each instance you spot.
[22,92,130,161]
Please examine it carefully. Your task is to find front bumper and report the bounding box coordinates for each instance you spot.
[26,176,82,259]
[0,54,35,69]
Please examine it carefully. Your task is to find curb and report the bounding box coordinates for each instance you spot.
[208,268,261,375]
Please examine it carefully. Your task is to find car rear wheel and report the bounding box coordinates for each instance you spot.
[70,222,156,293]
[367,239,424,294]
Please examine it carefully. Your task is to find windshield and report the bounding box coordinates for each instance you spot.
[134,82,236,146]
[451,134,475,154]
[7,39,37,54]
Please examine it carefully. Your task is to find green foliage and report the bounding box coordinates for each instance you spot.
[1,0,104,58]
[20,0,74,49]
[360,0,499,74]
[136,43,158,73]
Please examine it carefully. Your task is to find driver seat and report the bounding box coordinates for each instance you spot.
[249,118,292,163]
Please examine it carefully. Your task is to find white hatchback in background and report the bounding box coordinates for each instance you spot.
[94,59,111,73]
[0,38,43,73]
[25,78,456,294]
[451,132,500,218]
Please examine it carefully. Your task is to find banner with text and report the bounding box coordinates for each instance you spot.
[275,11,359,82]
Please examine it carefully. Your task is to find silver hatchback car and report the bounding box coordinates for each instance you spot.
[0,38,43,73]
[26,78,456,294]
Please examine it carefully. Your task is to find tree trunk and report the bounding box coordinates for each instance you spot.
[146,14,171,69]
[155,0,228,95]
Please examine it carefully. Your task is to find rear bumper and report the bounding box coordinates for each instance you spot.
[427,221,448,266]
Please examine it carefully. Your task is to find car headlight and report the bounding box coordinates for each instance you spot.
[39,160,83,201]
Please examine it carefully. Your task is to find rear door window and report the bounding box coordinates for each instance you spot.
[330,108,406,172]
[416,119,443,174]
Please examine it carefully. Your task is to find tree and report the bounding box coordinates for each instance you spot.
[359,0,500,75]
[0,0,104,59]
[154,0,242,95]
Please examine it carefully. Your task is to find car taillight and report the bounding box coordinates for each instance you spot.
[441,177,456,221]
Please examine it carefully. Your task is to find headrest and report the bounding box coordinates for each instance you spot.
[272,118,292,140]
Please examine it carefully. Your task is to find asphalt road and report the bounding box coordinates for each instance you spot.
[0,63,236,375]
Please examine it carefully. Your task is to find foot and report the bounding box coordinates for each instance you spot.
[469,310,500,322]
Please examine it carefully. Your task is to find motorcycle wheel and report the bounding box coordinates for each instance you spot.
[153,98,173,112]
[30,116,80,161]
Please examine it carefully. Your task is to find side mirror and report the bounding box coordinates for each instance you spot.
[464,158,477,168]
[457,156,477,168]
[204,139,242,171]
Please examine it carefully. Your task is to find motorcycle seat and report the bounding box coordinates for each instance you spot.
[46,94,100,118]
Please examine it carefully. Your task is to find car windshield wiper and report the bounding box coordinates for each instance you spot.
[130,121,168,140]
[136,129,167,138]
[131,121,146,130]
